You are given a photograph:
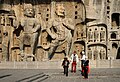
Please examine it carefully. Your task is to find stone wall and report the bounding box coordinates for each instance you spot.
[0,60,120,69]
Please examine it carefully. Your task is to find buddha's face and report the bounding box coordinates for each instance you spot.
[55,4,65,17]
[24,8,35,17]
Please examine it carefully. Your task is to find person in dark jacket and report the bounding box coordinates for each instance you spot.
[62,57,70,76]
[83,59,89,79]
[81,50,86,75]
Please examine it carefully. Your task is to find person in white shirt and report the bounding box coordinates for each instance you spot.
[81,51,86,60]
[70,51,79,72]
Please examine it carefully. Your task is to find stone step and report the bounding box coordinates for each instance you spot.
[16,73,49,82]
[33,75,49,82]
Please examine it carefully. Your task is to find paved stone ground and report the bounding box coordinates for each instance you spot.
[0,68,120,82]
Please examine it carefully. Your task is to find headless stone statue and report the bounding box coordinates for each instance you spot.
[46,3,74,59]
[88,48,92,59]
[100,31,105,41]
[88,30,93,42]
[94,29,99,42]
[93,47,98,60]
[99,49,106,60]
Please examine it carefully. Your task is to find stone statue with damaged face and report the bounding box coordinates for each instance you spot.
[18,4,41,59]
[46,3,74,59]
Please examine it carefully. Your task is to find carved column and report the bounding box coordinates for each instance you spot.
[1,14,11,61]
[51,0,56,19]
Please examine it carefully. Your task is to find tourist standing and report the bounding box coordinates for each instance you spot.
[83,58,89,79]
[81,50,86,75]
[70,51,79,73]
[62,57,70,76]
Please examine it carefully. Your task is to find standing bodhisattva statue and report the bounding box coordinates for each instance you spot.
[46,3,74,59]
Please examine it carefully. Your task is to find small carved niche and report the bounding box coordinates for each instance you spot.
[111,13,119,27]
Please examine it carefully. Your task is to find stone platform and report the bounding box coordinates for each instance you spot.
[0,68,120,82]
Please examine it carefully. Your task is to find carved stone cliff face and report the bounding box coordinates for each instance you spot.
[0,0,119,61]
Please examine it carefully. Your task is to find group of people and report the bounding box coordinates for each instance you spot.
[62,51,90,79]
